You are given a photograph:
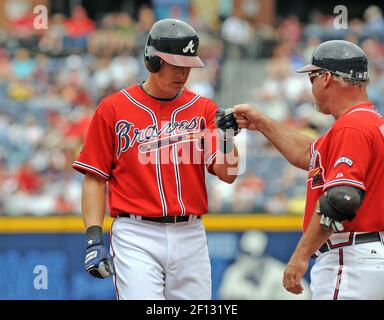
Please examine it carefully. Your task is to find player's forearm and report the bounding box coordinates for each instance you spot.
[258,116,313,170]
[82,173,107,229]
[213,145,239,184]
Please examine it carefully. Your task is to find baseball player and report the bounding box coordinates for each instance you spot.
[233,40,384,299]
[72,19,240,300]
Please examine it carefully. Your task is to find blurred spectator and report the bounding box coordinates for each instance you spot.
[8,79,34,101]
[362,5,384,41]
[208,179,236,213]
[187,68,215,99]
[58,55,90,87]
[88,13,135,57]
[134,5,156,53]
[38,14,66,55]
[115,12,135,36]
[15,162,42,193]
[232,173,265,212]
[108,53,140,88]
[302,37,321,64]
[264,192,289,215]
[12,48,36,80]
[63,6,96,53]
[65,6,96,37]
[221,8,254,58]
[276,16,302,45]
[10,12,37,41]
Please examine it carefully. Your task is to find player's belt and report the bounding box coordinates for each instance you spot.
[117,213,201,223]
[312,232,381,258]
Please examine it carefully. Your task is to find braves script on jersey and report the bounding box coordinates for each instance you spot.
[304,102,384,231]
[73,85,218,217]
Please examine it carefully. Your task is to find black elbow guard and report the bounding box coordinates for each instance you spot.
[318,186,364,222]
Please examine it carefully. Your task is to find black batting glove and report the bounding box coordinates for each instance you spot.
[214,108,239,153]
[84,226,115,279]
[214,108,240,139]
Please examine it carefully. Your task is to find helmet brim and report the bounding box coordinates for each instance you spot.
[156,51,204,68]
[296,64,323,73]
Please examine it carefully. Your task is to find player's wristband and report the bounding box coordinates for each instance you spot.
[86,225,103,245]
[219,137,234,154]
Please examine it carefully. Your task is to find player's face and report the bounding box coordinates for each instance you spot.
[156,62,191,96]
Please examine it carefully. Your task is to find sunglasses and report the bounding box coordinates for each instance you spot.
[308,70,326,84]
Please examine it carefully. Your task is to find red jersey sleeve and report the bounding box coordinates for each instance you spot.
[203,100,219,175]
[72,99,115,180]
[323,127,371,191]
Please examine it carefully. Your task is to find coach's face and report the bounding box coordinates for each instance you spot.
[155,61,191,97]
[309,70,332,115]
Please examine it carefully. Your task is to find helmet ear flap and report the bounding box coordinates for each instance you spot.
[144,45,162,73]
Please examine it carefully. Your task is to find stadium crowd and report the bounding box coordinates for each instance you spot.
[0,4,383,215]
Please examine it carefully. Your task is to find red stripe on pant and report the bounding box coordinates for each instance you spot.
[333,248,344,300]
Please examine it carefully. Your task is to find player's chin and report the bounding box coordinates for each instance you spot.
[172,81,185,89]
[165,82,185,96]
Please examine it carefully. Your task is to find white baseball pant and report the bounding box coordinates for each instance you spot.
[310,231,384,300]
[110,215,211,300]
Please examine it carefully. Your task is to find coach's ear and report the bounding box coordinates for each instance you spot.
[322,71,333,88]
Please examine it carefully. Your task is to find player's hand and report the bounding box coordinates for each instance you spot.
[319,214,344,232]
[233,104,264,131]
[214,108,239,139]
[282,256,308,295]
[85,237,115,279]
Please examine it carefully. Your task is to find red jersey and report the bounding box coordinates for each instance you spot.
[73,85,219,217]
[303,102,384,232]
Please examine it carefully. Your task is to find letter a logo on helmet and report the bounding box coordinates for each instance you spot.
[144,19,204,73]
[183,40,195,54]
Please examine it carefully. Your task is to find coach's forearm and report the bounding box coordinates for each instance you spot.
[213,144,239,184]
[258,116,313,170]
[82,173,107,229]
[291,213,334,261]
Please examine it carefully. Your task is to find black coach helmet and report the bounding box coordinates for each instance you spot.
[297,40,369,81]
[144,19,204,73]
